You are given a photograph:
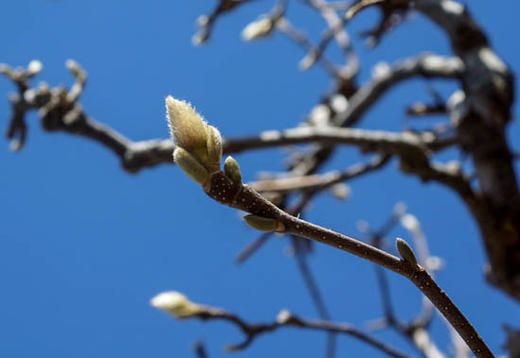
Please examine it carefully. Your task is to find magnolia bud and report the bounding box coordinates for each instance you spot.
[206,125,223,173]
[330,183,350,200]
[173,147,209,185]
[276,309,292,324]
[196,15,209,27]
[150,291,203,319]
[224,156,242,184]
[395,237,418,266]
[244,215,284,232]
[166,96,208,155]
[192,31,209,46]
[27,60,43,76]
[166,96,223,180]
[241,17,274,41]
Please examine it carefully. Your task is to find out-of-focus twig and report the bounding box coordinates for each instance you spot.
[361,206,447,358]
[152,293,412,358]
[193,341,209,358]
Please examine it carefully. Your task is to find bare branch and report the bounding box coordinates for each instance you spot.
[236,155,390,264]
[361,207,446,358]
[414,0,520,302]
[250,154,390,193]
[159,301,412,358]
[2,54,461,174]
[275,18,341,77]
[193,341,208,358]
[195,167,494,357]
[301,0,359,78]
[293,244,337,358]
[192,0,255,45]
[331,54,464,128]
[160,94,486,352]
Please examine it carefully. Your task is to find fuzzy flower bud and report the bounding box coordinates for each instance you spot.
[241,17,275,41]
[27,60,43,76]
[276,309,292,324]
[166,96,222,178]
[192,31,209,46]
[150,291,203,319]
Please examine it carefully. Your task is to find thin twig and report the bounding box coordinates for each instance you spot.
[364,209,446,358]
[293,244,337,358]
[1,55,461,174]
[237,154,390,263]
[235,232,273,264]
[250,154,390,193]
[200,170,495,357]
[183,305,412,358]
[193,341,209,358]
[276,18,340,77]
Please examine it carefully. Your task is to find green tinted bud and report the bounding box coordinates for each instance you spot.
[173,147,209,185]
[244,215,284,232]
[224,156,242,185]
[396,237,418,266]
[206,125,222,172]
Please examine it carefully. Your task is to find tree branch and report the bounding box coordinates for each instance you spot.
[330,54,464,128]
[250,153,390,193]
[196,167,494,357]
[159,301,412,358]
[413,0,520,301]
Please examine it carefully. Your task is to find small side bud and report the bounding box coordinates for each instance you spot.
[330,183,350,201]
[66,59,80,74]
[401,214,420,232]
[206,125,223,172]
[241,17,274,41]
[395,237,418,266]
[150,291,203,319]
[174,147,209,185]
[192,31,209,46]
[299,50,319,71]
[224,156,242,184]
[244,215,284,232]
[27,60,43,76]
[196,15,209,27]
[276,309,292,324]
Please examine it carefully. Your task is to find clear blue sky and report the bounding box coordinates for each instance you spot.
[1,1,519,357]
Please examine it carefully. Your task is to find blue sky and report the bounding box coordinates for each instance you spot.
[1,1,519,357]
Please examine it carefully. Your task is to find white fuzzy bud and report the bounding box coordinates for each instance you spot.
[166,96,222,175]
[150,291,202,319]
[241,17,274,41]
[27,60,43,76]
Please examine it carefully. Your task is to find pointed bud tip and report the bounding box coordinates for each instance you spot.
[173,147,209,185]
[395,237,418,266]
[244,215,284,232]
[224,156,242,184]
